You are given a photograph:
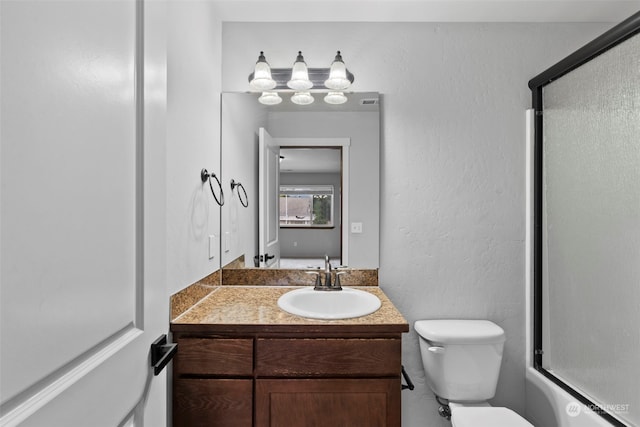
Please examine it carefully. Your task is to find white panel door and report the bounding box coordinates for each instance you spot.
[258,128,280,268]
[0,1,168,426]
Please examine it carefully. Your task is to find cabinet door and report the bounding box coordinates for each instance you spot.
[174,379,252,427]
[255,379,400,427]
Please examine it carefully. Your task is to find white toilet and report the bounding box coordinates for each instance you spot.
[415,319,533,427]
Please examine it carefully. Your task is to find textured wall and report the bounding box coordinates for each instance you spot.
[221,21,610,426]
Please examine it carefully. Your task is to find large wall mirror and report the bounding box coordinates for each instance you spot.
[220,92,380,270]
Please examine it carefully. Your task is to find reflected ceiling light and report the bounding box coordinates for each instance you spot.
[287,51,313,90]
[291,92,314,105]
[324,91,347,105]
[258,91,282,105]
[249,51,276,91]
[324,51,351,91]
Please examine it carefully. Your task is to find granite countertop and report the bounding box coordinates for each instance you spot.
[170,286,409,334]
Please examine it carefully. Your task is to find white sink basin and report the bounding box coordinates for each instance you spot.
[277,287,381,320]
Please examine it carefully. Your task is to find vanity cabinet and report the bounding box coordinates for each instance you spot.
[172,334,403,427]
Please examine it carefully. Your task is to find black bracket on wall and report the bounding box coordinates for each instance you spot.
[150,334,178,376]
[401,365,414,391]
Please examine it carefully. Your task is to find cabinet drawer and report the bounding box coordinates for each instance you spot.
[174,378,252,427]
[255,338,401,377]
[175,338,253,376]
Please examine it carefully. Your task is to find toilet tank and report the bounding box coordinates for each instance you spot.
[414,319,506,402]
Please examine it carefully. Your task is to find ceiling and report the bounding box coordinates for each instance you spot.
[280,148,341,173]
[214,0,640,23]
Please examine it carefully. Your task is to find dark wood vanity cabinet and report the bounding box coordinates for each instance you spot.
[172,333,403,427]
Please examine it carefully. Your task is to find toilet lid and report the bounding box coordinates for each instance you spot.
[414,319,505,344]
[451,407,534,427]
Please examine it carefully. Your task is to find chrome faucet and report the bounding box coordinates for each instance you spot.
[308,255,343,291]
[323,254,332,288]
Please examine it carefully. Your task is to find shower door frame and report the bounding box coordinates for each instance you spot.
[529,11,640,427]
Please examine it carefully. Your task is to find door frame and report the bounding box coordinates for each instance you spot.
[274,137,351,266]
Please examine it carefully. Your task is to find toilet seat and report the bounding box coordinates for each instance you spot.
[451,407,534,427]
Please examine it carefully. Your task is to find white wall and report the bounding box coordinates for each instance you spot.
[221,21,611,426]
[166,1,222,295]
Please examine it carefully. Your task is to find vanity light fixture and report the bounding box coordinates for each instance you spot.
[287,51,313,90]
[324,51,351,90]
[248,50,354,105]
[249,51,276,91]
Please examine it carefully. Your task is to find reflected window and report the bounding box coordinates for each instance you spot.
[279,185,334,227]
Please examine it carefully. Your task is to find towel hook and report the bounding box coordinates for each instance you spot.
[201,168,224,206]
[230,179,249,208]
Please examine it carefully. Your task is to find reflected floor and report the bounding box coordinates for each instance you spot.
[279,257,342,269]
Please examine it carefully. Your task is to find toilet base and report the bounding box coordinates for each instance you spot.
[437,399,491,420]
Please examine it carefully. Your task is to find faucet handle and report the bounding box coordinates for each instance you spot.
[334,271,346,290]
[306,271,323,290]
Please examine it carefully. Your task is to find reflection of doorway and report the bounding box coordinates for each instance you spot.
[279,147,342,267]
[276,140,349,268]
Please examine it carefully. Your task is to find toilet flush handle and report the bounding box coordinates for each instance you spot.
[428,346,445,354]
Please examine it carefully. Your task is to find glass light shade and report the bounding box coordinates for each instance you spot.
[250,52,276,91]
[324,91,347,105]
[324,51,351,90]
[287,51,313,90]
[291,92,314,105]
[258,91,282,105]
